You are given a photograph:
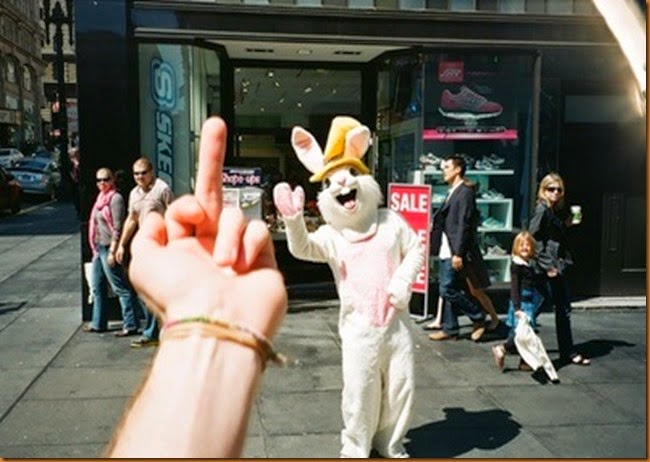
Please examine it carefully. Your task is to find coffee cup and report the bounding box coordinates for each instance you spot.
[570,205,582,225]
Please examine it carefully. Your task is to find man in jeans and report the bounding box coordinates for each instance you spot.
[429,155,486,341]
[116,157,174,347]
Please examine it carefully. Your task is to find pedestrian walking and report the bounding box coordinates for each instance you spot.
[116,158,174,348]
[491,230,545,372]
[83,167,141,335]
[528,172,590,366]
[428,154,487,342]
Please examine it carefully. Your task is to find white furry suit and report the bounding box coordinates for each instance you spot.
[282,208,423,457]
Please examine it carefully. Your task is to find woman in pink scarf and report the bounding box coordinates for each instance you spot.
[83,168,142,336]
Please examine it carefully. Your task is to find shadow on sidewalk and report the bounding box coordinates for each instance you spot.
[0,301,25,315]
[552,338,636,370]
[406,407,521,457]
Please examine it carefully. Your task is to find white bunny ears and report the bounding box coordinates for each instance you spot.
[291,116,371,183]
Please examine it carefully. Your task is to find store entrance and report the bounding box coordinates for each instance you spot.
[230,64,363,289]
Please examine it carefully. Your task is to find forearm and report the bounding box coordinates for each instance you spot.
[118,216,137,248]
[108,335,262,458]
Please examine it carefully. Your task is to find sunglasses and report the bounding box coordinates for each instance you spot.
[133,170,150,177]
[96,177,111,183]
[546,187,563,193]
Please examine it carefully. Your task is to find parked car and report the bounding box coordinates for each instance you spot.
[30,147,61,163]
[0,166,21,214]
[0,148,24,169]
[7,158,61,199]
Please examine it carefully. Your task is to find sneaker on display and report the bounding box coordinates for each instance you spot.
[481,189,505,200]
[487,245,508,256]
[485,153,505,165]
[439,86,503,120]
[482,217,505,229]
[475,159,497,170]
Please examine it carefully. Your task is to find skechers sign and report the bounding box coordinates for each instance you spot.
[150,57,175,188]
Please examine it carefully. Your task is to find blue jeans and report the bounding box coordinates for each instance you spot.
[439,259,485,335]
[89,245,141,332]
[140,302,159,341]
[504,288,544,351]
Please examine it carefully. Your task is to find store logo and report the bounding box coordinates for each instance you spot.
[150,56,175,188]
[438,61,464,83]
[151,58,176,109]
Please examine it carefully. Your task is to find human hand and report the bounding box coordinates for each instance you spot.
[547,268,558,278]
[273,183,305,218]
[451,255,463,271]
[515,310,525,319]
[115,246,125,265]
[107,253,116,267]
[128,117,288,341]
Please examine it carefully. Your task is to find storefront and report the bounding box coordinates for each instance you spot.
[75,0,645,320]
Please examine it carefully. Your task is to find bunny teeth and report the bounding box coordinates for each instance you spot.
[336,188,358,209]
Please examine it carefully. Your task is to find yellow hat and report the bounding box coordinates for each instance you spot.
[309,116,370,183]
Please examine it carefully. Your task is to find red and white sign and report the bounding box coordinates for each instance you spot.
[388,183,431,295]
[438,60,464,83]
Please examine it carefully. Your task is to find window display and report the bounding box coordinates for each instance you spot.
[378,51,535,288]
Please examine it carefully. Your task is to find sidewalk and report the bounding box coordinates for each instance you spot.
[0,202,645,458]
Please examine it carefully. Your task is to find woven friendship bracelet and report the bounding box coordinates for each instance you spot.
[161,316,286,368]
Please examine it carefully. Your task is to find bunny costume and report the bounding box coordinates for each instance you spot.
[274,117,424,458]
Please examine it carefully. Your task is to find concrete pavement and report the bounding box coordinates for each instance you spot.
[0,201,646,458]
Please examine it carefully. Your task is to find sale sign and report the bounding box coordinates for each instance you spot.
[388,183,431,295]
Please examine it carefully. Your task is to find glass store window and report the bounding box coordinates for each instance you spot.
[378,51,536,286]
[138,43,221,196]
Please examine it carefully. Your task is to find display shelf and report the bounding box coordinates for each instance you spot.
[423,167,514,176]
[482,254,510,261]
[422,128,518,141]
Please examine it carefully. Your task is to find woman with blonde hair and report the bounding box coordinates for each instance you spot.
[83,167,142,336]
[528,172,589,366]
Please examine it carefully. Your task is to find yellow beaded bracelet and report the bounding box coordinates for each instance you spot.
[161,316,286,369]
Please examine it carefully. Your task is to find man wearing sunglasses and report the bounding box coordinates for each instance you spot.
[116,157,174,347]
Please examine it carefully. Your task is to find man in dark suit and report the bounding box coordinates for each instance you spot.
[429,155,486,341]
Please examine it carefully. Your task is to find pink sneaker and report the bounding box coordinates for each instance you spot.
[439,86,503,119]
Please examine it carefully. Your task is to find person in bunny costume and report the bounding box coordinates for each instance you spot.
[273,116,424,458]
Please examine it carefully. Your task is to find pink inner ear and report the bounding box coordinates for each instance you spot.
[293,130,313,150]
[345,126,370,159]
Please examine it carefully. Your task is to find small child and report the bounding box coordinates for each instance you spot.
[492,231,545,372]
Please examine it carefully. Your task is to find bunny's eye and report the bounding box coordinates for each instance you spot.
[349,168,359,176]
[323,178,331,189]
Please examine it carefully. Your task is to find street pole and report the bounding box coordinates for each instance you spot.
[44,0,74,199]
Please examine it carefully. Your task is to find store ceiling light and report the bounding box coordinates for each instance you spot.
[246,48,274,54]
[297,49,312,55]
[266,70,275,78]
[334,50,362,56]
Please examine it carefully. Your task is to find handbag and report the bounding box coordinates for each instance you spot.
[514,314,559,382]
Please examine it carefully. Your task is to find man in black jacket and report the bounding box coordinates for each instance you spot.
[429,155,486,341]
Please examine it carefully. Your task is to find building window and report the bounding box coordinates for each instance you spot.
[6,60,16,83]
[23,66,32,91]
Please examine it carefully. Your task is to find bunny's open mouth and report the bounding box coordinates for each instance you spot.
[336,188,358,210]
